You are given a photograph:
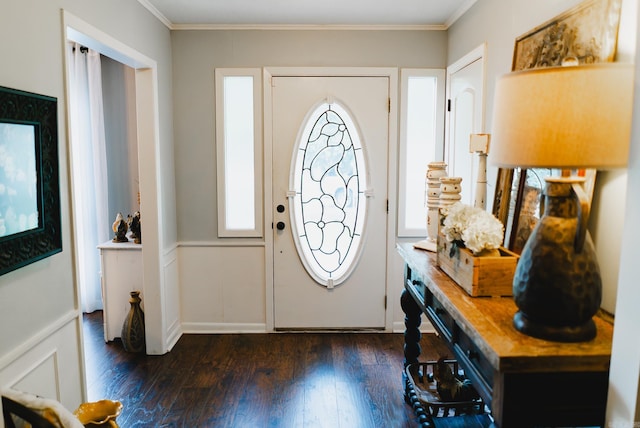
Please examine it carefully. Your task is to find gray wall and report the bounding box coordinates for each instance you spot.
[171,29,447,241]
[102,55,139,230]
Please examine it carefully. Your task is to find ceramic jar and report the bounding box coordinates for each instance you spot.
[121,291,145,353]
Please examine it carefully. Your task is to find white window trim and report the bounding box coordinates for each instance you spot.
[215,68,263,237]
[398,68,446,238]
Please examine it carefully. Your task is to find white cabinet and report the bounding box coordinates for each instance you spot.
[98,241,143,342]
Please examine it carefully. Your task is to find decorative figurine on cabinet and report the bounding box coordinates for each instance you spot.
[129,211,141,244]
[112,212,128,242]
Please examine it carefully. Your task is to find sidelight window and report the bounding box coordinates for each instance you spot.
[398,69,445,237]
[215,69,263,237]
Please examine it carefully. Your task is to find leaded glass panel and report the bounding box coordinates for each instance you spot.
[290,101,368,287]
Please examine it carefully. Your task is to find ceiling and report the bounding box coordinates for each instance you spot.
[138,0,477,30]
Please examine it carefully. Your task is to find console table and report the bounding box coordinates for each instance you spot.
[398,243,613,428]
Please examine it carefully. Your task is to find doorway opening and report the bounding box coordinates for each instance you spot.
[66,41,140,320]
[63,10,166,362]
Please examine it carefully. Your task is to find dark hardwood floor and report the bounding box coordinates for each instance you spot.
[82,311,450,427]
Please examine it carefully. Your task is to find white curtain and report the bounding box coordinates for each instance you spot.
[68,43,109,313]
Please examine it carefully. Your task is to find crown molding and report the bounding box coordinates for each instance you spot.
[137,0,172,29]
[445,0,478,28]
[169,23,447,31]
[137,0,474,31]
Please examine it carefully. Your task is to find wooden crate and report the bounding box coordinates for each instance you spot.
[437,237,518,297]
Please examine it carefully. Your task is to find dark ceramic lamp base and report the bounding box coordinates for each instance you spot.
[513,311,596,343]
[512,177,602,344]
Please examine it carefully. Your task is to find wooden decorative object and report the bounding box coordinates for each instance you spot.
[469,134,490,210]
[404,360,485,418]
[414,162,448,252]
[437,235,518,297]
[439,177,463,207]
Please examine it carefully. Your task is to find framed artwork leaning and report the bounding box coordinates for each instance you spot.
[492,0,622,252]
[0,86,62,276]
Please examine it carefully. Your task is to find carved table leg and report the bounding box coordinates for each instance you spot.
[402,288,435,427]
[401,288,422,368]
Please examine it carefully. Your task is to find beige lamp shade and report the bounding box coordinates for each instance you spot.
[490,63,634,169]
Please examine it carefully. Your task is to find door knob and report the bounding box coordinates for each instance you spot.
[276,221,286,230]
[277,204,285,213]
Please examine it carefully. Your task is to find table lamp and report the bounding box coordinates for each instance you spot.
[490,63,634,342]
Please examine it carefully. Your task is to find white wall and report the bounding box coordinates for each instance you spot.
[589,0,638,314]
[608,1,640,423]
[447,0,640,423]
[0,0,175,408]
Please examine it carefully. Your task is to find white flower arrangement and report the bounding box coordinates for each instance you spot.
[441,202,504,255]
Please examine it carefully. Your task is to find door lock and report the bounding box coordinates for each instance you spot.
[276,221,286,230]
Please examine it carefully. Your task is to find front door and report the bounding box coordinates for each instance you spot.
[272,76,389,329]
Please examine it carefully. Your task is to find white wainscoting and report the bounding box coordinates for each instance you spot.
[0,311,84,412]
[177,241,425,334]
[179,243,267,333]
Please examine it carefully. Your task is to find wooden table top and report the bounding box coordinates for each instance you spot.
[397,243,613,374]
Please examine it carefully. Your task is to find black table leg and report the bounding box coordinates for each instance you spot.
[401,288,422,368]
[402,288,436,427]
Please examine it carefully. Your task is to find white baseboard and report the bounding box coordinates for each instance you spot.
[183,321,433,335]
[165,319,183,352]
[181,322,268,334]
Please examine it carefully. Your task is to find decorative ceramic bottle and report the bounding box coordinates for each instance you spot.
[121,291,145,353]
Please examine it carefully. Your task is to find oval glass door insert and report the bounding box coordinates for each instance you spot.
[290,101,369,288]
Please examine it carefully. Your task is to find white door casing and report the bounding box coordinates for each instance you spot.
[271,75,390,329]
[445,44,486,206]
[64,12,176,355]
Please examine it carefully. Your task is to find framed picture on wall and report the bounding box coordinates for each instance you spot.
[512,0,622,71]
[0,86,62,276]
